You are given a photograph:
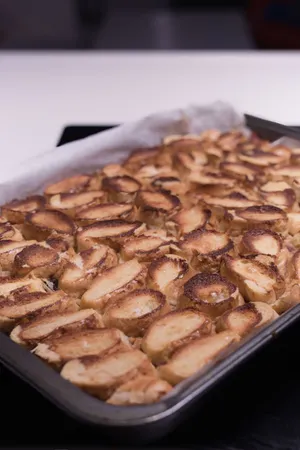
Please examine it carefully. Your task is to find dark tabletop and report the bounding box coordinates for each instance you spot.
[2,125,300,450]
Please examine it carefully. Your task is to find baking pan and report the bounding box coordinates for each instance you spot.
[1,114,300,444]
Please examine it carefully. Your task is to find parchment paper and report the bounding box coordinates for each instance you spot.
[0,101,246,204]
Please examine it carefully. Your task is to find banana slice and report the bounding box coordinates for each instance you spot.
[1,195,46,224]
[75,203,136,226]
[135,190,181,227]
[120,235,173,262]
[23,210,77,245]
[221,255,285,304]
[235,205,288,234]
[103,289,168,337]
[0,223,23,241]
[200,193,258,210]
[81,259,147,312]
[287,212,300,235]
[218,131,247,151]
[292,250,300,279]
[239,229,282,256]
[0,239,37,271]
[220,162,259,182]
[48,191,105,217]
[100,164,129,178]
[0,275,47,297]
[107,375,172,405]
[10,308,103,347]
[179,229,233,271]
[180,273,243,318]
[189,172,236,192]
[102,175,141,203]
[198,129,221,142]
[158,331,240,385]
[76,219,146,251]
[44,174,99,197]
[141,308,212,364]
[216,302,278,336]
[147,254,189,304]
[60,349,157,400]
[173,151,208,176]
[12,243,61,278]
[166,206,211,237]
[238,147,291,167]
[0,290,78,332]
[259,182,297,211]
[59,245,118,295]
[33,328,131,367]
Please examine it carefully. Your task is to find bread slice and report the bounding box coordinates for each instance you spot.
[142,308,212,364]
[81,259,147,312]
[10,308,103,347]
[158,331,240,385]
[61,349,156,400]
[107,375,172,405]
[33,328,131,367]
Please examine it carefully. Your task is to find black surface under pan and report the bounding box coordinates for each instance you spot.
[1,114,300,445]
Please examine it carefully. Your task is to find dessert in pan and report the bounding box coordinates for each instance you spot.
[1,128,300,406]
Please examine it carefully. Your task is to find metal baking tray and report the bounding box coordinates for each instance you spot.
[1,114,300,444]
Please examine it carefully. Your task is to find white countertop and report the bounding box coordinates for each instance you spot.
[1,51,300,170]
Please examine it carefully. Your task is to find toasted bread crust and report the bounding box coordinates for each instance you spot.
[1,127,298,406]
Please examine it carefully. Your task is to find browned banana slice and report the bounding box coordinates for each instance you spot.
[48,191,105,217]
[0,290,78,332]
[158,331,240,385]
[10,308,103,347]
[44,174,99,197]
[81,259,147,312]
[107,375,172,405]
[173,151,208,176]
[13,243,61,278]
[33,328,131,367]
[102,175,141,203]
[221,255,285,304]
[217,130,247,151]
[216,302,278,337]
[135,164,179,185]
[259,181,296,211]
[239,229,282,256]
[75,203,135,226]
[220,162,259,182]
[142,309,212,364]
[179,229,233,271]
[103,289,168,337]
[147,254,189,302]
[23,210,77,245]
[135,190,181,227]
[120,235,172,262]
[76,219,146,251]
[292,250,300,280]
[1,195,46,224]
[0,275,47,297]
[166,206,211,237]
[0,239,37,271]
[60,349,156,400]
[180,273,242,318]
[59,245,118,295]
[235,205,288,234]
[287,212,300,235]
[198,129,221,142]
[0,223,23,241]
[238,147,291,167]
[273,284,300,313]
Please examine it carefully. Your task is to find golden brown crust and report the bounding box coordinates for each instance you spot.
[1,195,46,224]
[102,175,141,203]
[48,191,105,217]
[81,259,147,312]
[120,235,173,262]
[44,174,99,197]
[235,205,288,234]
[75,203,136,226]
[103,289,169,337]
[60,349,157,400]
[180,273,243,318]
[166,206,211,237]
[0,223,23,241]
[12,244,61,278]
[135,190,181,227]
[76,219,146,251]
[239,229,282,256]
[33,328,131,366]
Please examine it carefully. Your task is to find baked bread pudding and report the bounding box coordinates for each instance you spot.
[1,127,300,406]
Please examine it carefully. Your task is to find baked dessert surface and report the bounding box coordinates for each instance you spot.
[1,128,299,405]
